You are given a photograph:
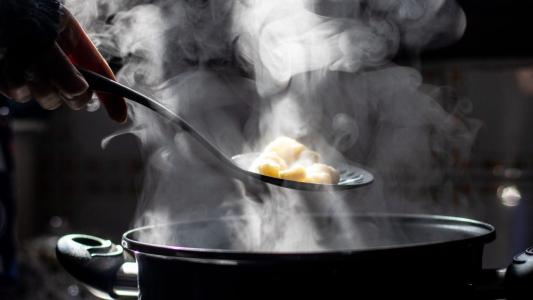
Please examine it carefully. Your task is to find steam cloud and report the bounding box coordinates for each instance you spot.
[65,0,479,251]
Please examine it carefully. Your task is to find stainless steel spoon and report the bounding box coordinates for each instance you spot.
[79,68,373,191]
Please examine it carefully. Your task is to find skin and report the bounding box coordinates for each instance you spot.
[0,8,127,123]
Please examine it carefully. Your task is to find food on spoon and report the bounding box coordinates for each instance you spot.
[304,163,340,184]
[250,137,340,184]
[263,136,305,165]
[255,152,287,178]
[279,166,307,181]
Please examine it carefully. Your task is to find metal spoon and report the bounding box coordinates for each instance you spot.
[78,68,373,191]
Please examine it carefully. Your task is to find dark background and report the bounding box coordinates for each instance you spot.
[425,0,533,59]
[3,0,533,298]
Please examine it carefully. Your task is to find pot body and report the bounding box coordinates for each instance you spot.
[134,243,484,300]
[58,214,504,299]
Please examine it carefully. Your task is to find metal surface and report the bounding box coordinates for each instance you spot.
[121,214,495,260]
[123,214,496,300]
[78,68,373,191]
[113,262,139,298]
[57,214,533,299]
[232,153,374,191]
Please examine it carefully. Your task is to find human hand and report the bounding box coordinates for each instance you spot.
[0,7,127,123]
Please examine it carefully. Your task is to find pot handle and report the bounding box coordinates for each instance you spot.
[504,246,533,300]
[56,234,139,299]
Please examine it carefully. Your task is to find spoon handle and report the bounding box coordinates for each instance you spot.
[77,67,239,172]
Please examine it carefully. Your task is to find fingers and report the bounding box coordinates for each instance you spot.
[0,63,93,111]
[58,8,128,123]
[27,81,62,110]
[0,7,126,120]
[27,67,93,111]
[36,43,90,99]
[64,90,93,110]
[2,85,32,103]
[0,74,31,102]
[1,76,62,110]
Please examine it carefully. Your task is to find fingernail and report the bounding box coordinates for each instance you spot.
[62,75,89,99]
[12,86,31,102]
[39,94,63,110]
[63,90,93,111]
[64,99,86,111]
[60,91,74,100]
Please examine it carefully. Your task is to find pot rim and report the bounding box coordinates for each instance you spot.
[121,213,496,261]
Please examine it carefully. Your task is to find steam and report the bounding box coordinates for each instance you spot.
[65,0,478,250]
[230,185,324,251]
[233,0,398,97]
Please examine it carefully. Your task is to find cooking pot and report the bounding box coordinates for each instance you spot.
[56,214,533,299]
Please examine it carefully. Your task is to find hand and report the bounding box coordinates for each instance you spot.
[0,7,127,123]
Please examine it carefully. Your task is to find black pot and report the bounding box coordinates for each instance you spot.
[56,214,533,299]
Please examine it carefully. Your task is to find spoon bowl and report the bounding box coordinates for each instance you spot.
[231,152,373,191]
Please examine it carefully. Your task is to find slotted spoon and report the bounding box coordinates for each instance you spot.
[79,68,374,191]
